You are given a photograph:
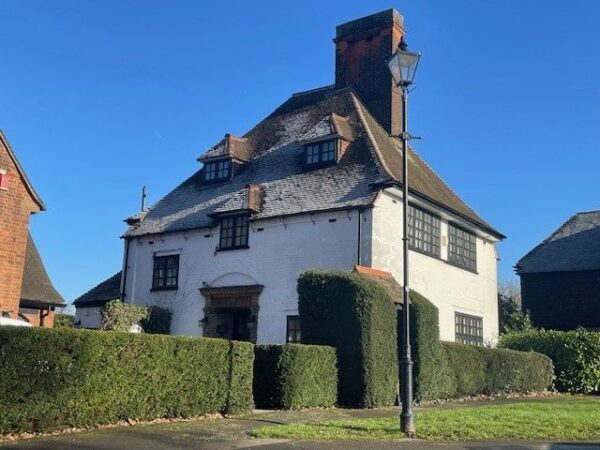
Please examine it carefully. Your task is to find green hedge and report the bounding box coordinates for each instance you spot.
[254,344,337,409]
[297,270,398,408]
[443,343,553,397]
[0,327,253,434]
[407,292,553,401]
[501,329,600,393]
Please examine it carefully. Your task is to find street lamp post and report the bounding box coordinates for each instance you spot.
[387,36,421,438]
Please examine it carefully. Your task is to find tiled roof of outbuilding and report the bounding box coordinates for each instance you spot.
[20,234,64,307]
[125,86,502,239]
[73,271,122,306]
[516,211,600,274]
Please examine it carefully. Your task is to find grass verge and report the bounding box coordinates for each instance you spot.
[250,396,600,441]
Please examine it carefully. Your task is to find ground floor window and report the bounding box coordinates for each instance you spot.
[455,312,483,346]
[286,315,301,343]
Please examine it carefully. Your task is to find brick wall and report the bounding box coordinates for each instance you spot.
[0,140,40,319]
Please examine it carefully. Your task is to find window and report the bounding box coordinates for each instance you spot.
[0,168,7,190]
[448,224,477,271]
[152,254,179,290]
[204,159,231,182]
[455,313,483,346]
[408,204,440,257]
[219,214,249,250]
[286,315,301,343]
[305,139,337,166]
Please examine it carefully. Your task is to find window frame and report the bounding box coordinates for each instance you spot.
[455,312,483,346]
[204,158,232,183]
[448,223,477,272]
[151,254,180,291]
[218,214,250,250]
[407,204,441,258]
[0,168,7,190]
[286,315,301,343]
[304,139,338,168]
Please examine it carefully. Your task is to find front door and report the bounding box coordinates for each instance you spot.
[231,309,251,341]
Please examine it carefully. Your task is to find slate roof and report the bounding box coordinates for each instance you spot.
[516,211,600,274]
[125,86,502,239]
[73,271,122,306]
[20,234,64,307]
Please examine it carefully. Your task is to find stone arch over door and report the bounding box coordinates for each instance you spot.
[199,284,263,343]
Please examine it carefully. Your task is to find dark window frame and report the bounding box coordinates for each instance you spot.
[204,158,232,183]
[304,139,338,168]
[286,315,301,343]
[408,204,441,258]
[219,214,250,250]
[151,254,180,291]
[448,223,477,272]
[455,312,483,346]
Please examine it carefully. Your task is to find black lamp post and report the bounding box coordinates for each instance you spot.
[387,35,421,438]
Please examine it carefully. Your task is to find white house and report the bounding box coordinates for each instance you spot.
[83,9,504,344]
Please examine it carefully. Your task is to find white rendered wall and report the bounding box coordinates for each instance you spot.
[123,209,369,344]
[75,306,102,329]
[370,190,499,344]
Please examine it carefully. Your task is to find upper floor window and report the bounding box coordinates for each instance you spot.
[455,312,483,346]
[219,214,249,250]
[448,224,477,271]
[152,254,179,290]
[204,159,231,182]
[305,139,337,167]
[408,204,440,257]
[286,315,301,343]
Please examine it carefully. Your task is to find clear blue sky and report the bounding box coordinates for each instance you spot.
[1,1,599,303]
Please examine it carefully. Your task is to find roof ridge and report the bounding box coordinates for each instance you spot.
[0,130,45,210]
[515,213,579,272]
[575,210,600,215]
[291,84,335,97]
[349,93,395,180]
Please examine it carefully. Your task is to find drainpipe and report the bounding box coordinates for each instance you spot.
[357,209,362,266]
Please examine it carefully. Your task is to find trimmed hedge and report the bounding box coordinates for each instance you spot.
[0,327,253,434]
[443,343,554,397]
[298,270,398,408]
[406,291,554,401]
[501,329,600,393]
[254,344,337,409]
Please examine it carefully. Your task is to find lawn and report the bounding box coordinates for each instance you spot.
[250,396,600,441]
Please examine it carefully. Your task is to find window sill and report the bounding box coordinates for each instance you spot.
[409,246,441,261]
[217,245,250,252]
[446,260,478,275]
[150,287,179,292]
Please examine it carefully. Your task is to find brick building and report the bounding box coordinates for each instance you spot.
[0,131,63,326]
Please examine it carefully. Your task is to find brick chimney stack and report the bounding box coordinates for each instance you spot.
[334,9,405,136]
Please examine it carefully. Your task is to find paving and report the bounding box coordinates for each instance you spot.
[1,408,599,450]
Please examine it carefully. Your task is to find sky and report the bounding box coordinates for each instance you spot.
[1,1,599,303]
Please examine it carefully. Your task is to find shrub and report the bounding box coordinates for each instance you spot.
[254,344,337,409]
[501,329,600,393]
[100,300,147,331]
[0,327,253,434]
[141,306,172,334]
[406,292,553,401]
[53,313,75,328]
[298,270,397,408]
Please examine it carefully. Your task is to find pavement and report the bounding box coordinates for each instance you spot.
[1,408,599,450]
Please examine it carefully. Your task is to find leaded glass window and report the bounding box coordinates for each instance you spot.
[455,313,483,346]
[219,215,249,250]
[448,224,477,271]
[152,254,179,290]
[304,139,337,166]
[408,204,440,257]
[204,159,231,182]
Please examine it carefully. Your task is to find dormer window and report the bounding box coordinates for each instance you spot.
[204,159,231,182]
[305,139,338,167]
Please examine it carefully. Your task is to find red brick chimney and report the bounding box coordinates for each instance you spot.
[334,9,405,136]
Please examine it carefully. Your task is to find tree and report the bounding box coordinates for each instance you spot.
[498,280,534,334]
[54,313,75,328]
